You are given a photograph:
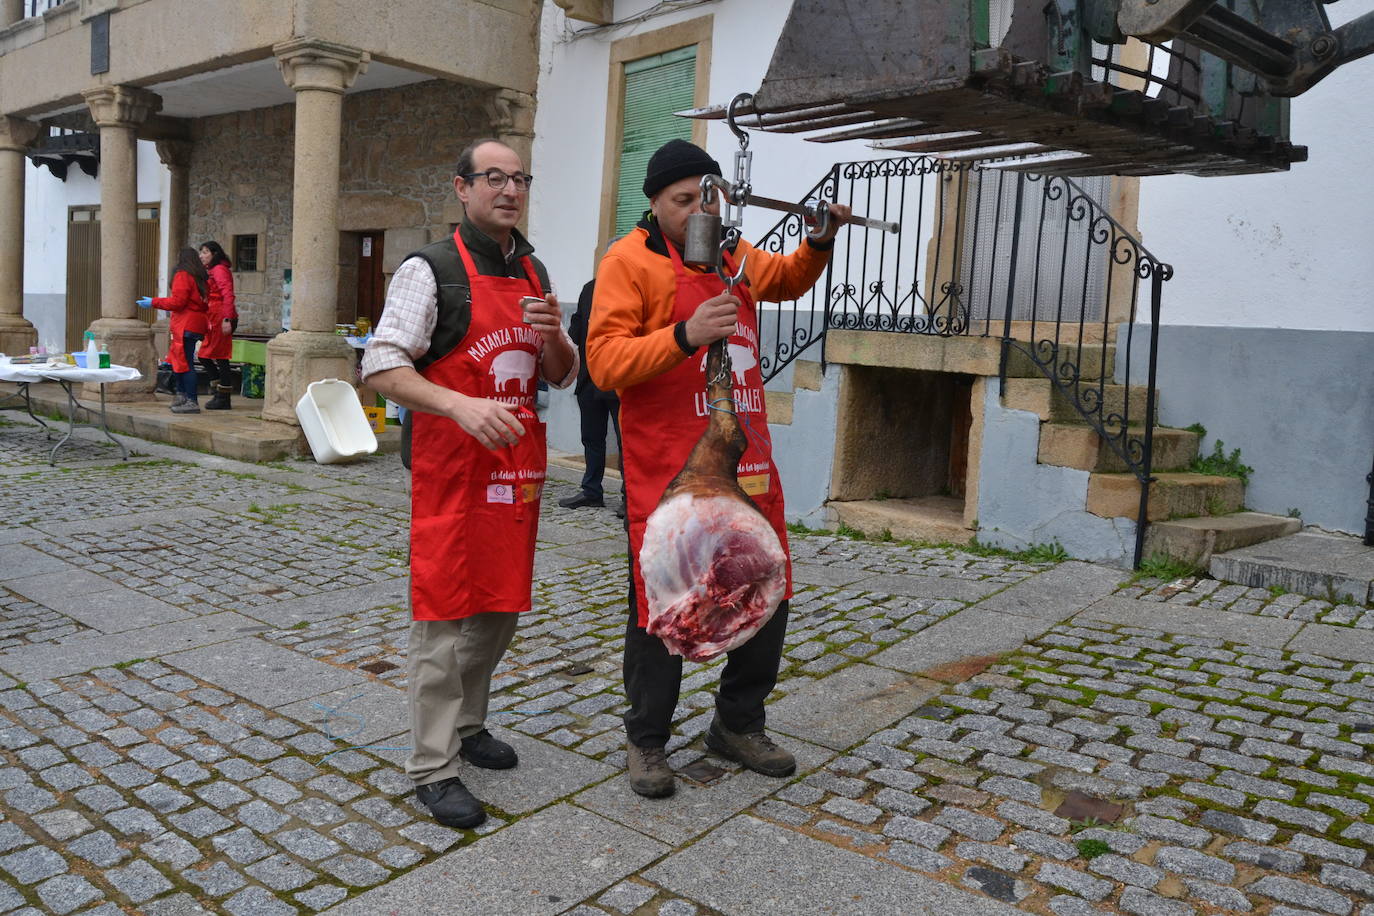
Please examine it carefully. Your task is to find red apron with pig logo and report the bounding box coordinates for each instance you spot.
[619,242,791,628]
[409,228,548,621]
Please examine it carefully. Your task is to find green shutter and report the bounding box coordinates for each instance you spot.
[615,45,697,237]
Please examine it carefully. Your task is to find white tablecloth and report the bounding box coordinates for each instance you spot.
[0,361,142,384]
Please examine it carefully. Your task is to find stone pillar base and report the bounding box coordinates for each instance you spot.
[84,317,156,401]
[0,313,37,358]
[262,330,357,426]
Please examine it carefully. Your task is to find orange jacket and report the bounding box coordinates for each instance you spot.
[586,227,830,393]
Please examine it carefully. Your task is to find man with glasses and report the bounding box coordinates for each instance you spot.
[362,138,575,829]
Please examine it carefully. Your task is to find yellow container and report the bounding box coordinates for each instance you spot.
[361,405,387,435]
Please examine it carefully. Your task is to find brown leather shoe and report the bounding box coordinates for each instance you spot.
[626,742,675,798]
[704,718,796,777]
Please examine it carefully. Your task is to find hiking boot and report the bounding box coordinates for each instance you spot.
[625,742,675,798]
[704,717,796,777]
[168,394,187,409]
[459,729,517,770]
[204,383,232,410]
[170,400,201,414]
[414,776,486,829]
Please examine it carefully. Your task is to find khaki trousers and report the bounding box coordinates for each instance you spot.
[405,613,519,786]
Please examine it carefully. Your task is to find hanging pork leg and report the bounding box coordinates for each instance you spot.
[638,339,788,662]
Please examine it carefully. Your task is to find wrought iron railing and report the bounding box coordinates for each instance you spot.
[753,155,1172,566]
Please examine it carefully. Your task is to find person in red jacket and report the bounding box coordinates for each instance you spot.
[140,247,210,414]
[198,240,237,410]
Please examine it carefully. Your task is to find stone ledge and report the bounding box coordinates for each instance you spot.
[0,382,400,463]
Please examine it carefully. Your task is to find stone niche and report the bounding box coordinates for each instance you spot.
[830,366,975,502]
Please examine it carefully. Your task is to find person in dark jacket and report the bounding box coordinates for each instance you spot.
[559,277,623,515]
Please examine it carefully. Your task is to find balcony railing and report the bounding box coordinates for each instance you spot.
[753,155,1172,566]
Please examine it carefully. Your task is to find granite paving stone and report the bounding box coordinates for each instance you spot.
[105,859,173,903]
[34,873,102,915]
[7,436,1374,915]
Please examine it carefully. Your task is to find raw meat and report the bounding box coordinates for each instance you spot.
[639,340,787,661]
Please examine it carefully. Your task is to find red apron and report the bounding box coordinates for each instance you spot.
[620,242,792,628]
[409,229,548,621]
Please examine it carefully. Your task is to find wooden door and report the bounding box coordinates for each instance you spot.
[65,208,99,352]
[357,232,385,329]
[65,204,161,351]
[135,204,160,326]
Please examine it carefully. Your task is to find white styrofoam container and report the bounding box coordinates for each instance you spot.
[295,378,378,464]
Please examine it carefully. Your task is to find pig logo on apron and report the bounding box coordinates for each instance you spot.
[698,341,757,386]
[491,349,536,393]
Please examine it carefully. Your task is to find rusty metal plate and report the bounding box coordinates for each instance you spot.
[678,759,727,785]
[359,660,398,675]
[1054,790,1124,823]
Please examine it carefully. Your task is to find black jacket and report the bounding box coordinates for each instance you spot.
[569,279,618,402]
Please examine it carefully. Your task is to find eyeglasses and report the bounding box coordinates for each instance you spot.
[462,169,533,191]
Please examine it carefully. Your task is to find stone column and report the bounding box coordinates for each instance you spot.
[83,85,160,397]
[1,0,23,29]
[0,116,40,357]
[484,88,536,181]
[155,139,191,252]
[265,38,368,426]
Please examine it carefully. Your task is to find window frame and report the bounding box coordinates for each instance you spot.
[597,15,713,259]
[232,234,260,273]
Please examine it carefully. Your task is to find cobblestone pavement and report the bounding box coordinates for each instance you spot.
[1,412,1372,915]
[1119,576,1374,630]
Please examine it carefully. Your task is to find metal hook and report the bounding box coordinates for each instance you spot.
[716,250,746,293]
[725,92,752,151]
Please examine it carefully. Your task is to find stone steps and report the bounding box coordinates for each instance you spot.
[1002,376,1151,424]
[1087,471,1244,522]
[829,495,973,544]
[1209,529,1374,605]
[1142,511,1303,568]
[1037,423,1199,473]
[760,359,823,426]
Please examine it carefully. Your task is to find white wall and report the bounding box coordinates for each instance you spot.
[530,0,897,296]
[531,0,907,455]
[1136,0,1374,332]
[23,139,171,347]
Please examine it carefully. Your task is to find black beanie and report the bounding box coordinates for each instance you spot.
[642,139,721,199]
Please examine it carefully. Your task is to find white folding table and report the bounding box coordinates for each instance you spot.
[0,360,142,464]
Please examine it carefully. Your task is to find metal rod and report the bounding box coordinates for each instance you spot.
[1135,271,1163,570]
[1364,447,1374,546]
[743,192,899,234]
[997,172,1027,398]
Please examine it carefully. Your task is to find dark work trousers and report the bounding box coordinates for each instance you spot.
[576,389,622,502]
[622,562,790,749]
[178,333,204,401]
[199,356,233,387]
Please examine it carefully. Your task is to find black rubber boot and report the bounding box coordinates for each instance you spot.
[204,383,232,410]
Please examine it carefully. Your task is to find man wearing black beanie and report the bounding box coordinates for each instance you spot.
[585,138,850,799]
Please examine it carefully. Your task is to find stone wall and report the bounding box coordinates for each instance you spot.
[188,78,492,336]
